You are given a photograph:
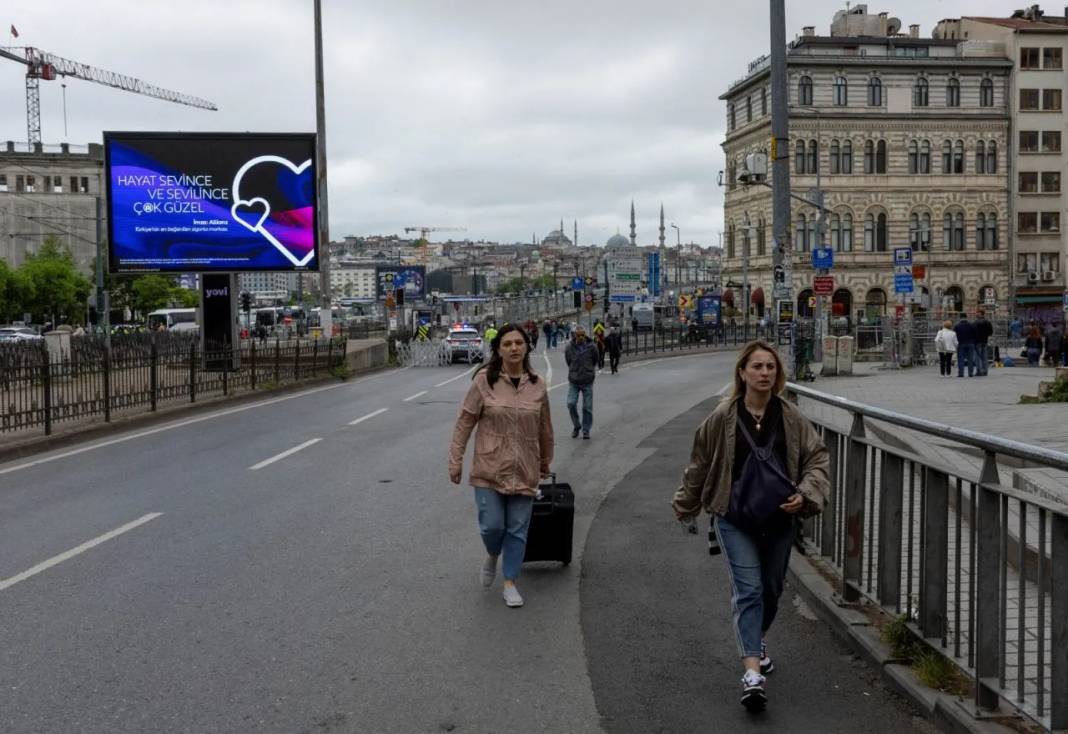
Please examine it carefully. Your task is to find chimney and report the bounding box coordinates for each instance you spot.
[803,25,815,36]
[909,24,920,38]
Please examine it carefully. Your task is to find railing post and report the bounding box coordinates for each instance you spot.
[920,468,949,641]
[250,340,257,390]
[221,351,228,396]
[41,352,52,436]
[975,452,1002,712]
[312,339,319,374]
[150,342,158,412]
[294,341,301,381]
[822,428,840,559]
[103,345,112,421]
[189,342,197,404]
[274,340,281,384]
[1051,513,1068,730]
[877,453,904,611]
[842,413,866,603]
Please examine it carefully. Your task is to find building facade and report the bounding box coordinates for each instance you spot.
[329,266,377,299]
[936,8,1068,323]
[721,6,1013,324]
[0,141,103,274]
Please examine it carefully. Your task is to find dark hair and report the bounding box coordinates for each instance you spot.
[475,323,539,386]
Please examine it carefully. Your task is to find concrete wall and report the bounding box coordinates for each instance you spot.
[345,338,388,372]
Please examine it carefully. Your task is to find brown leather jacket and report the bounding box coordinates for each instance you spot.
[672,395,829,518]
[449,370,554,495]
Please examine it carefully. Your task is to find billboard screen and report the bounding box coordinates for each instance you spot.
[375,266,426,300]
[105,132,319,273]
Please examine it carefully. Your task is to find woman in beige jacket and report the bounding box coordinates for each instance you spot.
[449,324,554,608]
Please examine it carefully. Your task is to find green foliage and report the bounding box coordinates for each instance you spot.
[911,649,969,695]
[129,275,179,315]
[880,614,917,660]
[496,274,556,294]
[1043,374,1068,403]
[19,237,92,325]
[331,363,354,380]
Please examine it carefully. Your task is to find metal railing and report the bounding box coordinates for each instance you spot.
[787,383,1067,732]
[620,324,772,356]
[0,335,346,437]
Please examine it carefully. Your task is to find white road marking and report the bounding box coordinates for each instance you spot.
[434,365,479,387]
[249,438,322,471]
[548,382,567,392]
[542,352,553,387]
[348,407,388,426]
[0,371,393,476]
[0,513,163,593]
[403,390,428,402]
[715,382,731,397]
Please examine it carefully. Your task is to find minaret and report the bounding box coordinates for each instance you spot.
[659,204,666,249]
[659,204,667,295]
[629,201,637,246]
[574,220,578,248]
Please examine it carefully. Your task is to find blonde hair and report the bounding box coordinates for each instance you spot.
[729,340,786,401]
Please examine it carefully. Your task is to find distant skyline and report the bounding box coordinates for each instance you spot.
[3,0,1020,247]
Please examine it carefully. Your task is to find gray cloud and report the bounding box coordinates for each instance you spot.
[2,0,1017,248]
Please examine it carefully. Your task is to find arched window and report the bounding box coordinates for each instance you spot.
[807,139,818,174]
[954,139,965,173]
[757,217,767,256]
[865,288,888,318]
[727,159,736,191]
[908,140,919,174]
[865,212,888,251]
[976,212,987,250]
[947,77,961,107]
[910,212,932,251]
[742,220,751,259]
[942,140,953,173]
[795,213,809,252]
[915,77,929,107]
[729,103,736,131]
[727,224,735,259]
[842,140,853,174]
[746,95,753,122]
[865,214,874,251]
[876,213,888,251]
[977,212,999,250]
[986,141,997,173]
[919,139,931,173]
[829,213,840,251]
[830,139,841,174]
[833,75,848,106]
[943,211,965,250]
[976,140,986,174]
[761,88,768,116]
[980,77,994,107]
[876,140,887,173]
[798,75,813,106]
[795,140,806,174]
[798,289,815,319]
[944,286,964,316]
[868,77,882,106]
[830,212,854,252]
[864,140,874,173]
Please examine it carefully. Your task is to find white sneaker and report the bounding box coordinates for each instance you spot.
[502,584,524,608]
[480,556,497,587]
[740,669,767,712]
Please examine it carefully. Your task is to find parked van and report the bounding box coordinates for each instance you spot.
[632,303,655,330]
[147,308,197,331]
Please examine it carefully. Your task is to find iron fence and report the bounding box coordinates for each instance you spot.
[0,335,347,437]
[620,324,772,356]
[787,383,1068,732]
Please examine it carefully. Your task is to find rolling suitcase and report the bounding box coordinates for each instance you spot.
[523,474,574,565]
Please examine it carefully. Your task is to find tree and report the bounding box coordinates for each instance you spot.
[129,275,179,316]
[19,237,92,325]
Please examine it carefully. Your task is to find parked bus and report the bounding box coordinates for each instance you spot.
[147,308,197,331]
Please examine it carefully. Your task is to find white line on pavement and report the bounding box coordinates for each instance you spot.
[0,513,163,593]
[348,408,388,426]
[542,352,553,387]
[403,390,428,402]
[548,382,567,393]
[434,365,479,387]
[249,438,322,471]
[0,371,394,476]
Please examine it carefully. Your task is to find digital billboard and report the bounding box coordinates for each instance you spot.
[105,132,319,273]
[375,266,427,300]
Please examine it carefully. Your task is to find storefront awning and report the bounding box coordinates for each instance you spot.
[1016,295,1062,304]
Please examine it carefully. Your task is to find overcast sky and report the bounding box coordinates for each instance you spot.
[3,0,1020,248]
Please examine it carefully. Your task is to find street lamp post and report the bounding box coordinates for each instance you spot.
[671,223,681,287]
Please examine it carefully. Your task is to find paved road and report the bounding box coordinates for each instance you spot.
[0,347,931,733]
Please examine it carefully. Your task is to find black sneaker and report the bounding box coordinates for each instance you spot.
[582,432,590,440]
[759,639,774,675]
[571,428,580,439]
[740,670,767,712]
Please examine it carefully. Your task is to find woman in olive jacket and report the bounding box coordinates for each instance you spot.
[449,324,554,609]
[673,340,829,712]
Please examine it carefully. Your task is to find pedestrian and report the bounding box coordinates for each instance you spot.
[1010,317,1022,343]
[564,325,598,439]
[934,319,958,377]
[448,324,554,609]
[484,322,498,345]
[973,309,993,376]
[606,325,623,374]
[543,319,553,350]
[631,316,639,333]
[1044,323,1062,367]
[953,315,977,378]
[1025,327,1043,367]
[672,340,829,712]
[594,330,607,370]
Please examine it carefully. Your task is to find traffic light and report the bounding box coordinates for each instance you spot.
[573,291,582,308]
[395,287,405,306]
[240,292,252,312]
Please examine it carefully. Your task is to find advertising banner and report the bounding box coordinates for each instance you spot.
[375,266,427,300]
[697,296,721,326]
[105,132,319,273]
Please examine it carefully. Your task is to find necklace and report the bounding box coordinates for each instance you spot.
[744,402,766,431]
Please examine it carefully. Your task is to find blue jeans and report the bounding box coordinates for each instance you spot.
[974,343,989,376]
[474,488,533,581]
[714,515,796,659]
[567,383,593,433]
[957,344,975,377]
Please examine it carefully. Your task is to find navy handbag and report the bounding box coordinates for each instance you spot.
[726,418,798,534]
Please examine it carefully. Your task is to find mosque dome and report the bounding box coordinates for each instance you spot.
[606,233,631,248]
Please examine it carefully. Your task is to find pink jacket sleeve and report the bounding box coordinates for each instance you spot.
[448,379,483,473]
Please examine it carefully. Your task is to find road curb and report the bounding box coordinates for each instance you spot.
[787,552,1021,734]
[0,365,394,466]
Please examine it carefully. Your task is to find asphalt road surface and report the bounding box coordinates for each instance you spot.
[0,345,933,733]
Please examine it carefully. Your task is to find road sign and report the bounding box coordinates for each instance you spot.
[647,253,661,297]
[812,247,834,269]
[609,294,636,303]
[773,284,791,301]
[572,276,585,291]
[678,294,693,310]
[893,247,913,266]
[583,293,593,312]
[813,276,834,295]
[912,264,926,279]
[777,300,794,323]
[773,265,785,284]
[584,293,593,304]
[894,273,914,294]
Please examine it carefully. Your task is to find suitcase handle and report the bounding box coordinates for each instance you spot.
[534,473,557,502]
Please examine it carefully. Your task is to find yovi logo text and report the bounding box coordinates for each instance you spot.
[206,288,229,298]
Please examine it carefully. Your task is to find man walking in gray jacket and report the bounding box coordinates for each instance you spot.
[565,326,598,439]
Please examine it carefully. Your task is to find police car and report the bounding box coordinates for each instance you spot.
[445,325,484,363]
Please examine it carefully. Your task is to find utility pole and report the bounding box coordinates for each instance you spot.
[314,0,332,339]
[770,0,794,377]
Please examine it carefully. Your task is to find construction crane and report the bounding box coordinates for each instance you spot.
[0,45,218,146]
[403,226,467,265]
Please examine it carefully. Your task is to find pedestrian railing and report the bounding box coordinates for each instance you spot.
[787,383,1067,732]
[0,335,347,437]
[395,339,453,368]
[620,324,772,356]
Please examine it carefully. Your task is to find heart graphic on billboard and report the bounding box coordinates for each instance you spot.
[230,155,315,267]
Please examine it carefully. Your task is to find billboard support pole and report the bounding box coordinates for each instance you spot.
[314,0,332,338]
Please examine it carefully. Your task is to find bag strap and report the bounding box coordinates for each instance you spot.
[735,414,796,490]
